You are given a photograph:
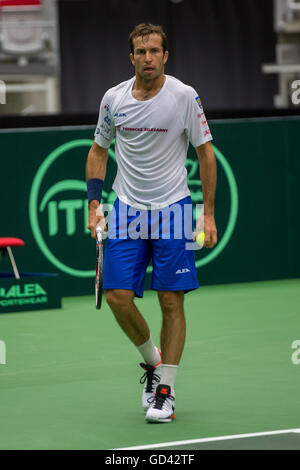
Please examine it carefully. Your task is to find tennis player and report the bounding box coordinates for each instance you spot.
[86,23,217,423]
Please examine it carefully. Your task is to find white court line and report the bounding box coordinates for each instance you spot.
[114,428,300,450]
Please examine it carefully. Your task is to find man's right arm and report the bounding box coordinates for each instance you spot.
[86,140,109,238]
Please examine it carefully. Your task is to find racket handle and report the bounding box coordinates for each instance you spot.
[96,223,102,243]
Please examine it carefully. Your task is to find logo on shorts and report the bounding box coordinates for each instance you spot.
[176,268,191,274]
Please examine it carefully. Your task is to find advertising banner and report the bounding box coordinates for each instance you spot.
[1,118,299,297]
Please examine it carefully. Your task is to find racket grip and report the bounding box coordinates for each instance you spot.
[96,223,102,243]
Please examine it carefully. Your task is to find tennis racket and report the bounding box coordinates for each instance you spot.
[95,223,103,309]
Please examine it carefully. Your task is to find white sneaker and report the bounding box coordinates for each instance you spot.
[139,362,162,412]
[145,384,175,423]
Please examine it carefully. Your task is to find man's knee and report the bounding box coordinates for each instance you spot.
[105,289,135,310]
[158,291,184,316]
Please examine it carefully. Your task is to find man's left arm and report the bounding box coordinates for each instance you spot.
[195,141,218,248]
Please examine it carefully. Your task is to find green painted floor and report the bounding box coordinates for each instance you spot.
[0,279,300,450]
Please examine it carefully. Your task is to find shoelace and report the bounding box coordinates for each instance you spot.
[150,393,175,410]
[139,363,160,393]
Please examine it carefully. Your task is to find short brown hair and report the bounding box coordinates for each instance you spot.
[129,23,168,54]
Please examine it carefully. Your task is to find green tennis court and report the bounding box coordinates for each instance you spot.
[0,279,299,450]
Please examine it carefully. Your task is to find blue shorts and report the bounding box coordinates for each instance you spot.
[103,196,199,298]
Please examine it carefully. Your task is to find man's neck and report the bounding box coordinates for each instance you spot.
[132,74,166,101]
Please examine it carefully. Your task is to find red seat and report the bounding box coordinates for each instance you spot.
[0,237,25,278]
[0,237,25,248]
[0,1,42,7]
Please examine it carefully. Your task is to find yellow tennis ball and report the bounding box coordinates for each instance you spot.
[196,231,205,246]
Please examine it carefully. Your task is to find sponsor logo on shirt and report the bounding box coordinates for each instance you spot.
[195,96,203,109]
[102,104,113,129]
[100,122,111,134]
[114,112,127,117]
[121,127,168,133]
[95,125,110,141]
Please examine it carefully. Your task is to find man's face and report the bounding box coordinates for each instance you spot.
[130,33,169,81]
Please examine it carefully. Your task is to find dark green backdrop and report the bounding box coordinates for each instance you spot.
[1,117,299,297]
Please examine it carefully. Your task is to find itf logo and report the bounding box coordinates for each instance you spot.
[0,80,6,104]
[0,340,6,365]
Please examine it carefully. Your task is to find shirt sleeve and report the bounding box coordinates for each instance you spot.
[94,91,116,148]
[184,87,212,148]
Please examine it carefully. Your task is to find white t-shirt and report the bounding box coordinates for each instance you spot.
[94,74,212,210]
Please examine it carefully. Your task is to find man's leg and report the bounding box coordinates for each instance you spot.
[158,290,185,365]
[146,197,197,422]
[105,288,149,347]
[105,288,161,364]
[145,290,185,423]
[105,288,162,411]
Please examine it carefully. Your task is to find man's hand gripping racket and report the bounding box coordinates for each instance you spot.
[87,204,106,309]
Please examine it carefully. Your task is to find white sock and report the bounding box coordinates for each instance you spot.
[159,364,178,396]
[137,335,161,367]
